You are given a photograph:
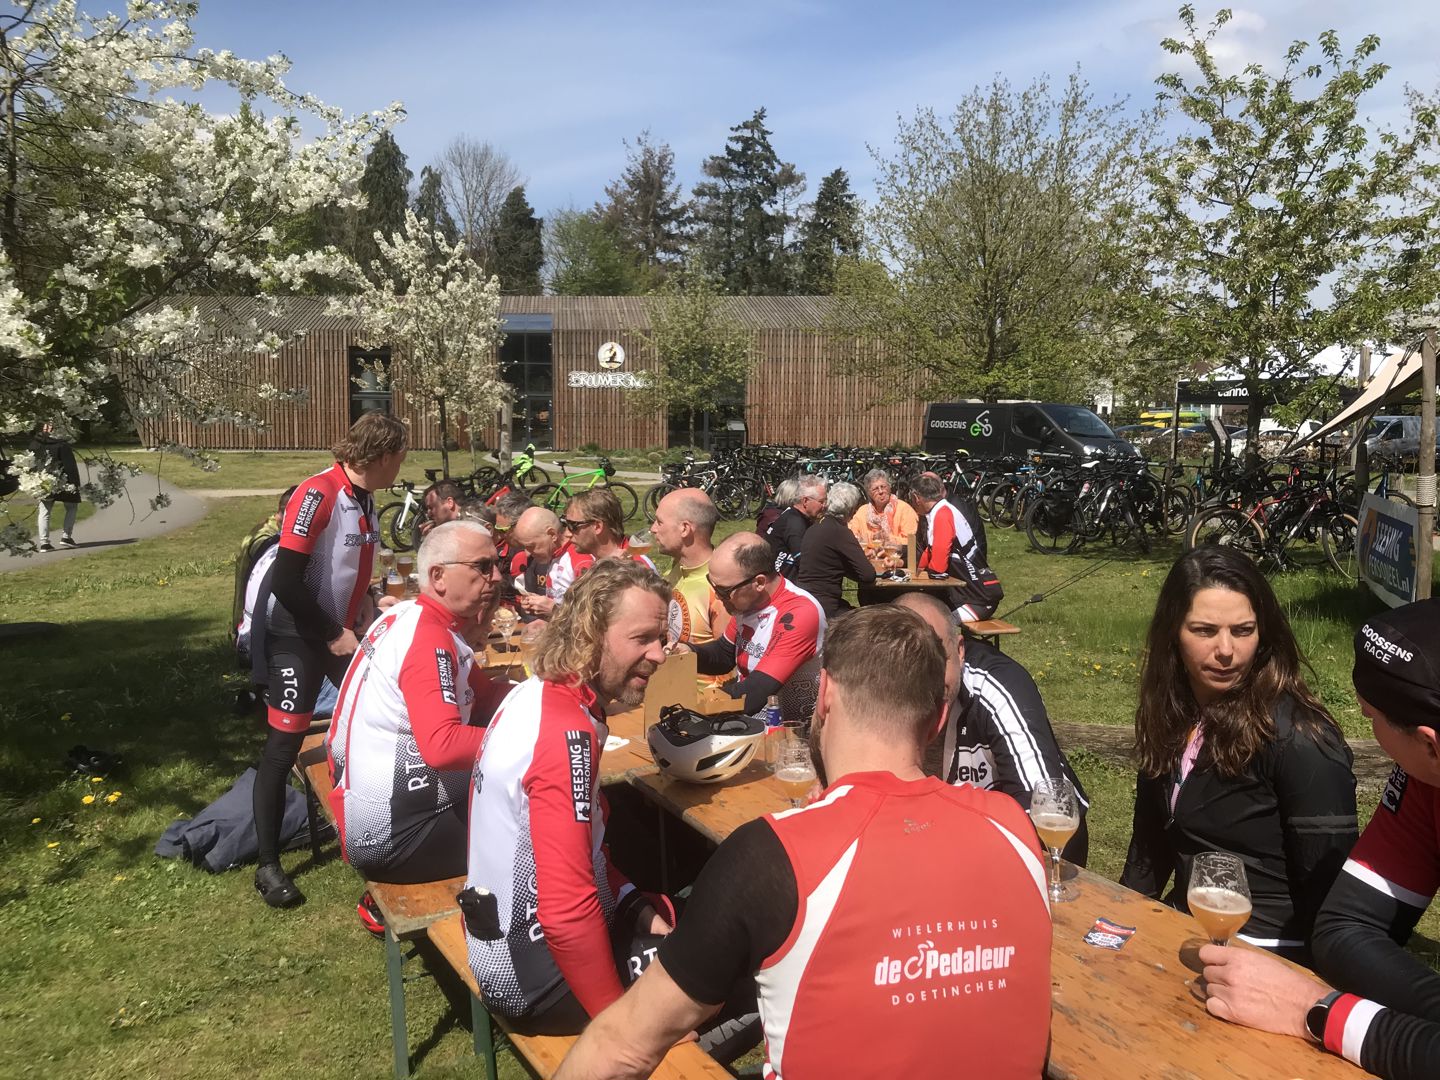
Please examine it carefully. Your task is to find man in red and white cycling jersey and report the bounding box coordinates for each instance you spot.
[250,412,407,908]
[1200,598,1440,1080]
[513,507,566,621]
[326,520,511,886]
[909,473,1003,622]
[463,559,673,1034]
[671,532,826,714]
[555,603,1054,1080]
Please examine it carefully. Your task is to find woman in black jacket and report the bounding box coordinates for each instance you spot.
[796,481,876,617]
[1121,546,1357,966]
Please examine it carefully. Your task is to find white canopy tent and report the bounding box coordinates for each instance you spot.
[1285,345,1422,454]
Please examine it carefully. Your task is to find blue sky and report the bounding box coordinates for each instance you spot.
[190,0,1440,216]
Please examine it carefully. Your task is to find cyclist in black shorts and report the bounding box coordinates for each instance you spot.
[250,412,408,907]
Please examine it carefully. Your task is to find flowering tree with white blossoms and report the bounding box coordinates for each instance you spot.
[0,0,400,551]
[341,209,508,477]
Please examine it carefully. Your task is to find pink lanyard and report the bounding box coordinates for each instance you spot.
[1171,725,1204,813]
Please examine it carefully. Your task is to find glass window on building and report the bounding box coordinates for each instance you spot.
[348,347,392,423]
[499,315,554,449]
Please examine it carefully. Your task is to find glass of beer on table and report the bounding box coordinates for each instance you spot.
[774,741,816,808]
[1030,776,1081,902]
[518,620,546,678]
[384,570,406,599]
[396,552,414,579]
[379,547,395,575]
[1187,852,1252,946]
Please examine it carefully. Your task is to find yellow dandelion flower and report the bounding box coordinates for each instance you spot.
[46,841,59,849]
[82,794,96,805]
[1093,663,1102,671]
[60,712,72,722]
[30,817,40,825]
[113,874,127,883]
[106,792,122,804]
[91,776,103,784]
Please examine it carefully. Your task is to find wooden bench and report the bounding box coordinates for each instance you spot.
[294,733,464,1080]
[961,617,1021,650]
[426,913,732,1080]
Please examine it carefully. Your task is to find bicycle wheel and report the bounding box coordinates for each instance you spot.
[1161,485,1195,534]
[643,482,675,517]
[1185,507,1265,558]
[384,502,420,552]
[1024,492,1078,555]
[377,501,406,550]
[605,481,640,522]
[516,463,552,492]
[710,479,748,520]
[1321,511,1359,579]
[470,466,503,499]
[987,482,1020,529]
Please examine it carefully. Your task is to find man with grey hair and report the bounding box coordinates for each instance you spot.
[894,591,1089,865]
[763,474,826,579]
[671,532,826,713]
[326,520,511,903]
[796,480,878,617]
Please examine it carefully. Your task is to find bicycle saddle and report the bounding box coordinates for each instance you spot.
[554,459,568,467]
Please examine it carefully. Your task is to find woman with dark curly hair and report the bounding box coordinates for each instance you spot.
[1121,545,1358,965]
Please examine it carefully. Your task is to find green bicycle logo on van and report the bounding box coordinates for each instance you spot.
[969,410,993,438]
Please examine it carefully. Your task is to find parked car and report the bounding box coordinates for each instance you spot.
[922,401,1138,458]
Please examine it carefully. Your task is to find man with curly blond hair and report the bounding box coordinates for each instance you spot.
[462,559,675,1033]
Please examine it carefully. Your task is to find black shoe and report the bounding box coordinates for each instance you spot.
[38,541,53,552]
[255,862,304,908]
[60,534,76,548]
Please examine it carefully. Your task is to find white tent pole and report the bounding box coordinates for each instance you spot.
[1418,332,1436,600]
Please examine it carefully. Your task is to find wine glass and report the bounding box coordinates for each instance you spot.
[1030,777,1081,903]
[773,742,816,808]
[518,621,546,678]
[1187,852,1252,947]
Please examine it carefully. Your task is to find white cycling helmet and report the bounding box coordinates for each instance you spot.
[647,705,766,784]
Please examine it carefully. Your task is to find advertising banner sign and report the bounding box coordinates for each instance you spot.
[1357,493,1421,607]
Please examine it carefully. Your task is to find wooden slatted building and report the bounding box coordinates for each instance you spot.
[133,295,925,451]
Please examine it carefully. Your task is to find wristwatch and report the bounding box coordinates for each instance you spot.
[1305,990,1343,1044]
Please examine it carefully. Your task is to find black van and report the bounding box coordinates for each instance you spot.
[922,402,1137,458]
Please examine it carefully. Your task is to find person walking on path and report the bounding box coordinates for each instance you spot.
[28,422,80,551]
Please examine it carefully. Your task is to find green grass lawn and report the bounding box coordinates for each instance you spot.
[0,469,1435,1077]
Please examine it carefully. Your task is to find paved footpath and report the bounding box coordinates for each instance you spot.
[0,473,206,574]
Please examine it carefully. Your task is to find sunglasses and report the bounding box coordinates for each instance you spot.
[559,518,593,532]
[443,557,500,576]
[707,573,757,601]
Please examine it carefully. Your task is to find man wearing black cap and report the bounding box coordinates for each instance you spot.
[1198,598,1440,1080]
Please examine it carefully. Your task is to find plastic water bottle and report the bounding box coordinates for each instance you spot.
[764,694,783,769]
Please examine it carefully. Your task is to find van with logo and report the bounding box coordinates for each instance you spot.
[922,402,1137,458]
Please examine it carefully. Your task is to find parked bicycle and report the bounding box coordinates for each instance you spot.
[530,457,640,521]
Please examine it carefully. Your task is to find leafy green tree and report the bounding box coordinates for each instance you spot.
[691,109,804,294]
[834,73,1152,401]
[412,165,458,249]
[1136,6,1440,445]
[599,132,688,287]
[632,272,752,446]
[796,168,861,293]
[490,186,543,294]
[355,131,412,278]
[546,208,638,295]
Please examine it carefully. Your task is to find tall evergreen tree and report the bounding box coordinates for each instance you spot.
[412,165,458,249]
[490,186,543,294]
[598,131,687,286]
[356,131,412,277]
[796,168,862,293]
[691,109,803,294]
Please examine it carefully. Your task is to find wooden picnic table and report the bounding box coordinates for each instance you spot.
[623,771,1363,1080]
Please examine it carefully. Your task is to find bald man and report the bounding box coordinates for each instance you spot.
[895,592,1089,865]
[651,488,729,657]
[513,506,576,620]
[670,532,826,714]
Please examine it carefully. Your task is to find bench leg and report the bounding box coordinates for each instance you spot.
[302,776,323,863]
[384,929,410,1080]
[470,991,498,1080]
